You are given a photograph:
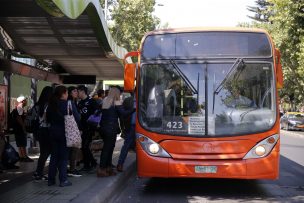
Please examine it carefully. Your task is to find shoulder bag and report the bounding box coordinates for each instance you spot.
[65,101,82,148]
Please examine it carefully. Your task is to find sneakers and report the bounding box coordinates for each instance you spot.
[33,172,48,181]
[20,156,34,162]
[59,180,72,187]
[34,175,48,181]
[67,169,82,177]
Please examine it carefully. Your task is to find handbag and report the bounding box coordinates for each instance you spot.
[87,110,102,129]
[64,101,82,148]
[2,141,20,166]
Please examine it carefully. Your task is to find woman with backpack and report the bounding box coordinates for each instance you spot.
[32,86,53,181]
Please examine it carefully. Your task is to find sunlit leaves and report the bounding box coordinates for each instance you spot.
[240,0,304,108]
[109,0,160,51]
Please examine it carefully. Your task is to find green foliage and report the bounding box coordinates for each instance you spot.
[240,0,304,109]
[99,0,117,20]
[109,0,160,51]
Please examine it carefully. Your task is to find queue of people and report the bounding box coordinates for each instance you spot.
[0,85,136,187]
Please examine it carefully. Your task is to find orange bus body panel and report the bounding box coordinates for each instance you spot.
[136,141,280,179]
[135,121,280,179]
[124,63,136,92]
[161,139,256,160]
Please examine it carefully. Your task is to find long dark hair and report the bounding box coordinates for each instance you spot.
[48,85,67,112]
[37,86,53,117]
[68,86,77,101]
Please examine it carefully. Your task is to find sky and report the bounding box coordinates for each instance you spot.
[154,0,256,28]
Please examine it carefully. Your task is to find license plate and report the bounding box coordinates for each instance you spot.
[195,166,217,173]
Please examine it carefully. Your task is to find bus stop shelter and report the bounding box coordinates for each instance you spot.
[0,0,128,82]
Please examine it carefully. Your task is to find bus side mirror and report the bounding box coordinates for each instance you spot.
[275,49,283,89]
[123,51,139,92]
[124,63,136,92]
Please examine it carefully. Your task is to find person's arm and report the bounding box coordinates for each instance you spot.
[115,104,135,118]
[71,101,81,124]
[90,98,98,115]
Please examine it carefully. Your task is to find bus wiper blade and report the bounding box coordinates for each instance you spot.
[214,58,244,94]
[212,58,244,113]
[169,59,198,94]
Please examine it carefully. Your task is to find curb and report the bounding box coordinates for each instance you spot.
[71,153,136,203]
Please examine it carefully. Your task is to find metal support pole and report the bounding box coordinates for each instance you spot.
[30,78,38,148]
[30,78,37,107]
[3,72,11,141]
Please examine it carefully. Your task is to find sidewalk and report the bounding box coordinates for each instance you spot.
[0,138,136,203]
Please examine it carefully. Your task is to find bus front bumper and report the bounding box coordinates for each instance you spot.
[136,148,279,179]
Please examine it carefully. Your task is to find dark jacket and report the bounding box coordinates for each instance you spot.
[47,99,79,139]
[100,105,134,135]
[78,97,98,130]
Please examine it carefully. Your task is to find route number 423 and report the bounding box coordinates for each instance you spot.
[166,121,183,129]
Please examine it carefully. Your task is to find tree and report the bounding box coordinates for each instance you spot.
[109,0,160,51]
[267,0,304,106]
[99,0,117,20]
[240,0,304,109]
[247,0,273,22]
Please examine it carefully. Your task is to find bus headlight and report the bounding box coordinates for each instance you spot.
[136,133,171,158]
[243,134,279,159]
[149,143,160,154]
[255,145,266,156]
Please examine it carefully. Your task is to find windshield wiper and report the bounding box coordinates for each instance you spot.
[214,58,244,94]
[212,58,245,113]
[169,59,198,94]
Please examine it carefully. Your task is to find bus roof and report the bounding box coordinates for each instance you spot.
[144,27,269,37]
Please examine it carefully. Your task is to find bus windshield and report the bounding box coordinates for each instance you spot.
[139,61,276,137]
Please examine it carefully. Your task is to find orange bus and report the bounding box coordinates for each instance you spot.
[124,28,283,179]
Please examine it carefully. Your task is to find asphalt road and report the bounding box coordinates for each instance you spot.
[112,130,304,203]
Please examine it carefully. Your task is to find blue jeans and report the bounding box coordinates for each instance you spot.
[118,125,135,165]
[99,131,117,168]
[35,127,51,176]
[48,134,68,183]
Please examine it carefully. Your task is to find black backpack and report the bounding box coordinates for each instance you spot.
[24,105,40,133]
